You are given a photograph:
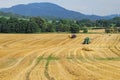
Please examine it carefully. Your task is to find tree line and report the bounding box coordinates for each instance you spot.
[0,16,120,33]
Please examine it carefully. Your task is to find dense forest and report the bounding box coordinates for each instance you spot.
[0,16,120,33]
[0,11,28,19]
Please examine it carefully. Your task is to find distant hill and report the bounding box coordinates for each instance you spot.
[0,2,119,20]
[0,11,28,19]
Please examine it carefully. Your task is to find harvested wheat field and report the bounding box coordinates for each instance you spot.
[0,34,120,80]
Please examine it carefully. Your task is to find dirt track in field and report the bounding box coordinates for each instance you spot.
[0,34,120,80]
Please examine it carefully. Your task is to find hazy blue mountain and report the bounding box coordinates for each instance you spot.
[103,14,120,19]
[0,2,119,20]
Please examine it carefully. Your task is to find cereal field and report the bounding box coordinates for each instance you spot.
[0,34,120,80]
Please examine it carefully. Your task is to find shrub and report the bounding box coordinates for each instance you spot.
[118,28,120,32]
[82,27,88,33]
[105,28,111,33]
[70,24,79,33]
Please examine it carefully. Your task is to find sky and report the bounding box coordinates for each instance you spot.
[0,0,120,16]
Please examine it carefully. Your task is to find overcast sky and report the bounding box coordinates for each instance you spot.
[0,0,120,16]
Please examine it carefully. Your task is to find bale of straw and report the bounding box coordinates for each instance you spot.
[82,47,93,51]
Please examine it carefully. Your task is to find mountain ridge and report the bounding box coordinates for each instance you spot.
[0,2,119,20]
